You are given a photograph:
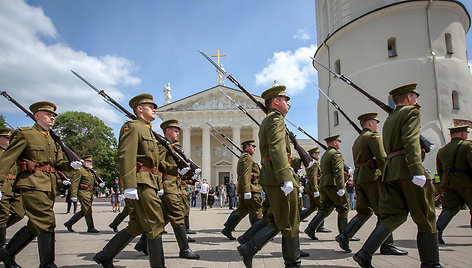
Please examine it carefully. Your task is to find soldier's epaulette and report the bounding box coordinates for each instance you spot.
[17,127,33,131]
[370,132,381,139]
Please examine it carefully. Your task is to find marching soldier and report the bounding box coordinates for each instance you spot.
[436,125,472,244]
[0,128,24,247]
[64,155,104,233]
[133,119,199,259]
[304,135,350,240]
[222,139,262,240]
[335,113,407,255]
[108,205,129,232]
[0,101,82,268]
[237,85,300,268]
[354,83,442,268]
[94,93,167,267]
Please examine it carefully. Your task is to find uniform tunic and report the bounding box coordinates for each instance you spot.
[0,123,70,234]
[379,105,436,233]
[236,151,262,220]
[305,159,321,212]
[436,137,472,215]
[0,146,24,227]
[118,117,165,238]
[259,108,299,237]
[319,146,349,218]
[352,128,386,220]
[70,166,97,216]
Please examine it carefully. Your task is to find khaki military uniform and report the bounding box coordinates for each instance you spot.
[0,124,70,234]
[71,166,97,216]
[236,151,262,220]
[119,117,165,238]
[305,159,321,212]
[319,146,349,217]
[352,128,385,219]
[0,147,24,228]
[379,105,436,232]
[259,108,299,237]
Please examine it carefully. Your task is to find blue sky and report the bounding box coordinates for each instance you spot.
[0,0,471,141]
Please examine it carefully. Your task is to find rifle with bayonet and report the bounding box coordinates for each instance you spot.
[311,57,435,153]
[207,123,243,154]
[209,132,240,158]
[314,81,362,134]
[200,50,315,169]
[71,70,196,177]
[0,91,105,184]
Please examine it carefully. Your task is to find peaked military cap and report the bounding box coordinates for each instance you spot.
[308,147,319,155]
[160,119,180,131]
[82,155,93,162]
[449,125,469,134]
[261,85,290,101]
[29,101,57,116]
[241,139,256,148]
[0,128,12,137]
[358,112,379,122]
[389,83,419,97]
[325,134,341,143]
[129,93,157,109]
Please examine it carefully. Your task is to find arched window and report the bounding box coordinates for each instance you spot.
[445,33,454,54]
[452,90,460,109]
[388,38,397,57]
[334,111,339,126]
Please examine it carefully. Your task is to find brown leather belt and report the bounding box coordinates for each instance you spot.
[355,158,376,169]
[386,149,405,160]
[5,174,16,180]
[355,161,370,168]
[19,161,56,173]
[136,163,159,175]
[79,184,93,190]
[262,153,291,164]
[163,174,176,181]
[36,165,56,173]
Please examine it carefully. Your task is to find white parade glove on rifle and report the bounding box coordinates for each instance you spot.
[70,160,82,170]
[313,191,320,197]
[63,180,70,185]
[99,182,105,187]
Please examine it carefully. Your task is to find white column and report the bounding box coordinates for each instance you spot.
[181,127,191,157]
[252,125,261,163]
[201,125,211,185]
[231,126,241,179]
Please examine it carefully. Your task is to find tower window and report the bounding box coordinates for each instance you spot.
[445,33,454,54]
[334,60,341,74]
[452,90,460,109]
[334,111,339,126]
[388,38,397,57]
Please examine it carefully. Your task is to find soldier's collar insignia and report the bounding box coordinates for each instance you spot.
[41,131,49,136]
[145,124,151,128]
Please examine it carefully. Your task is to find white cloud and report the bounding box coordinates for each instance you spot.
[0,0,140,126]
[293,28,310,41]
[255,45,317,95]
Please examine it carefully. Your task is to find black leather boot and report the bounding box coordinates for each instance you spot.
[222,210,242,240]
[249,214,259,226]
[0,226,36,268]
[64,212,83,232]
[380,233,408,255]
[299,209,312,222]
[85,214,99,233]
[237,219,266,245]
[436,210,453,245]
[337,216,348,234]
[93,229,134,268]
[147,236,165,268]
[38,232,56,268]
[335,215,366,253]
[316,220,332,233]
[0,226,6,248]
[417,232,443,268]
[174,225,199,259]
[108,211,127,232]
[237,224,279,268]
[134,233,148,255]
[282,235,301,267]
[185,215,197,234]
[304,212,324,240]
[353,224,391,268]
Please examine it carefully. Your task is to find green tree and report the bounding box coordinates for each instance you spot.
[53,111,118,185]
[0,114,6,128]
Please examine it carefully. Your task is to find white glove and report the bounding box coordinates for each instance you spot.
[412,175,427,187]
[157,189,164,196]
[0,190,2,200]
[348,168,354,175]
[99,182,105,187]
[62,180,70,185]
[124,188,139,200]
[298,192,302,198]
[313,191,320,197]
[297,168,303,176]
[280,181,294,196]
[70,160,83,170]
[244,192,252,199]
[337,188,345,196]
[178,167,190,175]
[71,197,78,202]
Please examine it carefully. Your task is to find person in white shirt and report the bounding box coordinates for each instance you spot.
[200,179,210,211]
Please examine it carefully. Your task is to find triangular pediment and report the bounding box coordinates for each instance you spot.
[213,159,232,166]
[156,85,262,112]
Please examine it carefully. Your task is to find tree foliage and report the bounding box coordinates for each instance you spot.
[0,114,6,128]
[53,111,118,185]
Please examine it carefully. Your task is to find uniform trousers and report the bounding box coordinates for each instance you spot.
[0,180,24,227]
[162,193,186,227]
[236,192,263,220]
[319,186,349,218]
[77,189,94,216]
[441,176,472,216]
[262,185,299,237]
[20,189,55,234]
[355,181,381,220]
